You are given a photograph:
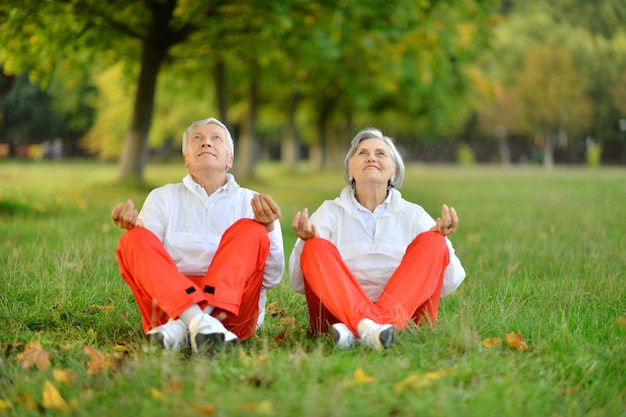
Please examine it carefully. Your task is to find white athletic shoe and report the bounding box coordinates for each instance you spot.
[357,318,396,351]
[331,323,356,350]
[147,319,190,351]
[189,313,237,355]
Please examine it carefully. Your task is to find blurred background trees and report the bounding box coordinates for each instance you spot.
[0,0,625,180]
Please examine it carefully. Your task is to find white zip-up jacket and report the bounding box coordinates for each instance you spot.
[289,186,465,302]
[138,173,284,326]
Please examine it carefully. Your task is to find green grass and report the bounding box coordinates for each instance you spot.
[1,160,625,417]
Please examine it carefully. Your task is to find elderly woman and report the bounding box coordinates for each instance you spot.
[112,117,284,355]
[289,127,465,351]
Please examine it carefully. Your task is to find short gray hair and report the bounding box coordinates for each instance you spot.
[343,127,405,189]
[181,117,234,157]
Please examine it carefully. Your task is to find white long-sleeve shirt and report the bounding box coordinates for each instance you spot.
[289,186,465,302]
[138,173,284,326]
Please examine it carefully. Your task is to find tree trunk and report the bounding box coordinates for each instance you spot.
[213,55,229,127]
[235,60,259,180]
[116,0,182,181]
[543,132,555,170]
[281,92,300,172]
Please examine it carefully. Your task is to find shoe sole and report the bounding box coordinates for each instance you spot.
[148,332,166,348]
[193,332,225,355]
[379,326,396,349]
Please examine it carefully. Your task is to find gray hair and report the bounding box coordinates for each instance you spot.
[181,117,235,157]
[343,127,405,189]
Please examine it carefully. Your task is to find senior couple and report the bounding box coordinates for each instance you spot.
[112,117,465,355]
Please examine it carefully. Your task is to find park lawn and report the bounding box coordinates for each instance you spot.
[0,160,624,417]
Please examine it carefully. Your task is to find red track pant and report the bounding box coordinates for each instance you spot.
[301,231,450,335]
[116,219,269,339]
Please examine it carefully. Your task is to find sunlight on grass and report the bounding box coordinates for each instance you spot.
[1,161,625,416]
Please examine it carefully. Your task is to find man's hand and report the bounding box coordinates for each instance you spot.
[111,199,144,230]
[252,194,281,232]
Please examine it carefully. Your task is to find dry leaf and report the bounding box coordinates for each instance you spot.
[53,369,75,384]
[42,380,71,412]
[84,346,112,374]
[505,332,529,352]
[0,399,12,412]
[244,400,273,414]
[425,369,457,380]
[16,341,50,371]
[166,380,182,393]
[279,316,296,326]
[617,316,626,327]
[344,368,374,387]
[482,337,502,348]
[15,393,36,411]
[150,388,164,400]
[193,404,217,415]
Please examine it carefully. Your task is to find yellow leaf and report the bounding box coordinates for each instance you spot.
[42,380,71,412]
[244,400,273,414]
[151,388,164,400]
[84,346,112,375]
[505,332,529,352]
[279,316,296,325]
[393,374,422,392]
[0,399,12,412]
[425,369,457,380]
[16,341,50,371]
[482,337,502,348]
[53,369,75,384]
[193,404,217,415]
[344,367,374,387]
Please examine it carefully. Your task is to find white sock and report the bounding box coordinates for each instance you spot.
[178,304,203,327]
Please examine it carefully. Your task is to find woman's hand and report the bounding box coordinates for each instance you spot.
[292,208,319,240]
[252,193,281,232]
[111,199,144,230]
[430,204,458,236]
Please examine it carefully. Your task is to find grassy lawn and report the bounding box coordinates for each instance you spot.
[1,160,624,416]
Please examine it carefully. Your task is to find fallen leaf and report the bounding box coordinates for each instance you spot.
[84,346,112,374]
[15,393,36,411]
[0,399,12,412]
[244,400,273,414]
[279,316,296,326]
[16,341,50,371]
[425,369,457,380]
[53,369,75,384]
[165,380,182,393]
[617,316,626,327]
[42,380,71,412]
[482,337,502,348]
[505,332,529,352]
[193,404,217,415]
[343,367,374,387]
[150,388,164,400]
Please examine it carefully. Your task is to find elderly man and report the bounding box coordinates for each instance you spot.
[112,117,284,355]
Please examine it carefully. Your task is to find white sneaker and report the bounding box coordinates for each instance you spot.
[189,313,237,355]
[147,318,189,351]
[357,318,396,351]
[331,323,356,350]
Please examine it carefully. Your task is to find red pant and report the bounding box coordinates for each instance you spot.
[301,231,450,335]
[116,219,269,339]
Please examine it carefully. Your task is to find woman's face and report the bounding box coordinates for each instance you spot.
[348,138,395,187]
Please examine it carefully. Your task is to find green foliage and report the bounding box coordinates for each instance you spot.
[456,142,476,165]
[1,161,625,416]
[585,143,602,167]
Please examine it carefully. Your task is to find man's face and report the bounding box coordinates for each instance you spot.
[184,123,233,172]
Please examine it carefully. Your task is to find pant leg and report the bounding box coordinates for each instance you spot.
[300,237,379,333]
[116,227,207,333]
[200,219,270,340]
[303,281,341,335]
[375,231,450,328]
